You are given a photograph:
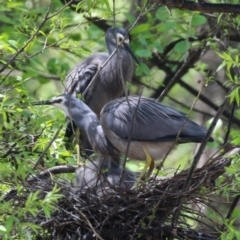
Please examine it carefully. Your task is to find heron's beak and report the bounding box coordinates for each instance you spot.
[123,43,139,65]
[31,100,54,106]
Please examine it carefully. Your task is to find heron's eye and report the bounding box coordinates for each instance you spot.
[118,37,123,42]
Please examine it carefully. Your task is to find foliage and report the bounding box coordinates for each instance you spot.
[1,0,240,239]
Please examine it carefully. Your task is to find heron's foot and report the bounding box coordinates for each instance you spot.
[130,175,150,190]
[131,181,144,191]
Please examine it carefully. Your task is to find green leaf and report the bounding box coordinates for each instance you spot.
[229,87,240,105]
[154,42,164,53]
[102,0,111,11]
[191,15,207,26]
[156,22,176,32]
[47,58,59,74]
[216,61,227,72]
[136,63,150,76]
[43,206,51,218]
[5,216,15,232]
[135,49,152,58]
[131,24,151,34]
[0,225,7,233]
[174,40,190,53]
[155,6,169,20]
[138,35,148,46]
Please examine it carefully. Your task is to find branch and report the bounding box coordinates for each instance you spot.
[151,0,240,13]
[172,86,233,225]
[28,165,77,181]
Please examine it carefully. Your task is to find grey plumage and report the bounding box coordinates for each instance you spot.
[101,97,211,161]
[32,94,213,184]
[63,27,138,155]
[75,156,137,190]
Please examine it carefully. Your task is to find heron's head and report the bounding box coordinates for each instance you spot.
[106,27,139,64]
[31,94,78,117]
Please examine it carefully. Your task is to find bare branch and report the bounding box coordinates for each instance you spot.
[151,0,240,14]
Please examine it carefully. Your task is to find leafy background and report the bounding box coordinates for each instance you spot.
[1,0,240,238]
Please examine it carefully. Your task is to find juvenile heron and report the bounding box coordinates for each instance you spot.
[32,94,213,183]
[75,156,137,190]
[64,27,138,155]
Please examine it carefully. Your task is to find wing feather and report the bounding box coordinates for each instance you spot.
[63,53,109,96]
[101,97,210,143]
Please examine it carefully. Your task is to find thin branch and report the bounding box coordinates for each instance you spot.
[156,51,201,102]
[176,79,240,126]
[0,0,76,84]
[171,86,233,226]
[0,0,53,79]
[224,101,236,145]
[151,0,240,14]
[119,87,144,186]
[28,165,77,181]
[32,125,63,172]
[221,194,240,231]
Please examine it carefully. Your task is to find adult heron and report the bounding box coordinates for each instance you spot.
[32,94,213,184]
[64,27,138,155]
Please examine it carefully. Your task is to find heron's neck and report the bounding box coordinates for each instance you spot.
[71,109,116,157]
[107,43,128,57]
[104,44,133,93]
[107,43,118,54]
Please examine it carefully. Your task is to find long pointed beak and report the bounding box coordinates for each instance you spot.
[123,43,139,65]
[31,100,54,106]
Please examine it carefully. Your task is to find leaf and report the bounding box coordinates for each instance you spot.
[191,15,207,26]
[0,225,7,233]
[136,63,150,76]
[216,61,227,72]
[155,6,169,20]
[5,216,15,232]
[135,49,152,58]
[43,206,51,218]
[156,22,176,32]
[102,0,111,11]
[174,40,190,53]
[138,35,148,46]
[154,42,164,53]
[131,24,151,34]
[47,58,59,74]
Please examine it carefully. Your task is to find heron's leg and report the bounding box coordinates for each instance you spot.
[75,128,81,166]
[145,152,155,178]
[132,149,154,189]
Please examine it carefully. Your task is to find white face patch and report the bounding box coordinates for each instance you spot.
[117,33,129,45]
[51,97,70,116]
[54,102,69,115]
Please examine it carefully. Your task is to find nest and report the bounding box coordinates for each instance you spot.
[4,148,238,240]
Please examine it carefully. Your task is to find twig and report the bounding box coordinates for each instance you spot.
[0,0,53,81]
[221,194,240,231]
[119,87,144,186]
[156,52,201,102]
[151,0,240,14]
[172,86,234,226]
[77,209,104,240]
[28,165,77,181]
[224,101,235,145]
[154,82,205,178]
[32,124,63,171]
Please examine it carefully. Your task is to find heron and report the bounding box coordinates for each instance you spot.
[32,94,213,185]
[63,27,139,155]
[75,156,137,190]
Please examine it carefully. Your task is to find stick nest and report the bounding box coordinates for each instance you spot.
[4,148,238,240]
